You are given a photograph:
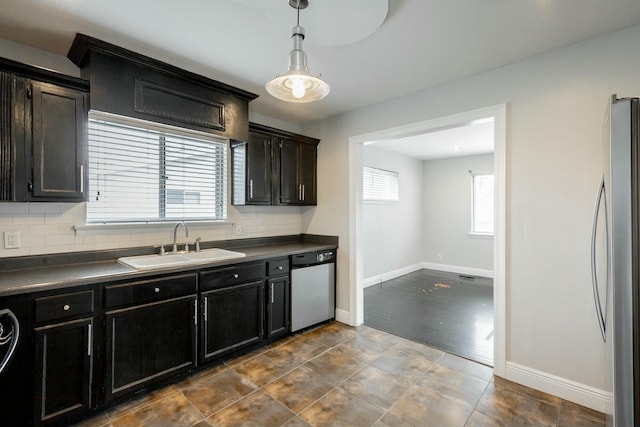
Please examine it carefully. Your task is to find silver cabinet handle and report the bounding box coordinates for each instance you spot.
[194,300,198,326]
[79,165,84,194]
[63,304,70,311]
[203,297,208,323]
[87,323,92,356]
[233,274,239,279]
[590,175,609,342]
[270,283,274,304]
[249,179,254,199]
[154,287,160,293]
[302,184,305,201]
[277,266,283,270]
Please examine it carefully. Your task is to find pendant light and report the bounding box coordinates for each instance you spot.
[266,0,330,103]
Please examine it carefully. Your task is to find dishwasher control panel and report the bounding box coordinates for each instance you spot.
[291,250,335,267]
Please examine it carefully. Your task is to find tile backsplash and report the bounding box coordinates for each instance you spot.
[0,203,303,258]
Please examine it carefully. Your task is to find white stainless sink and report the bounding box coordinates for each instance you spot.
[183,248,246,263]
[117,254,192,270]
[118,248,246,270]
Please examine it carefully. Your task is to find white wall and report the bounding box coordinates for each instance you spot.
[362,146,423,280]
[423,154,493,271]
[303,24,640,398]
[0,39,306,258]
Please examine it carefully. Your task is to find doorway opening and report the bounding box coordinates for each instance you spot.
[348,104,507,376]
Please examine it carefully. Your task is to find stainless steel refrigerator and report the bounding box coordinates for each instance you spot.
[591,95,639,427]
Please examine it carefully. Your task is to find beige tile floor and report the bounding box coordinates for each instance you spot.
[74,322,605,427]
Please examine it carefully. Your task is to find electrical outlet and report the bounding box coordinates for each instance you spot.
[4,231,21,249]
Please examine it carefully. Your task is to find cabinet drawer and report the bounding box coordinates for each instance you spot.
[267,258,289,276]
[35,290,94,323]
[104,273,197,309]
[200,262,264,291]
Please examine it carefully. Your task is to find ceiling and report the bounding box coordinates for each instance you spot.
[1,0,640,125]
[369,119,495,160]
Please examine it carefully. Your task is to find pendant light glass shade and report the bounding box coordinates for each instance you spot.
[266,1,330,103]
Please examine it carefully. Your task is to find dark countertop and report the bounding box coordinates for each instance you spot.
[0,239,337,298]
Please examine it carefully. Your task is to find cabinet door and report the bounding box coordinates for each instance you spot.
[246,132,272,204]
[201,281,264,362]
[278,138,300,205]
[30,81,87,201]
[34,317,92,425]
[266,276,290,339]
[298,143,317,205]
[104,295,197,401]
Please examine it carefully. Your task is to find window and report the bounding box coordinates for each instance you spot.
[471,173,494,235]
[363,166,399,202]
[87,112,227,224]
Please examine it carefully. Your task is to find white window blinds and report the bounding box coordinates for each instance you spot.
[87,112,227,224]
[363,166,399,202]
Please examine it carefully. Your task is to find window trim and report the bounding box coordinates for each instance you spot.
[470,172,494,236]
[86,111,229,225]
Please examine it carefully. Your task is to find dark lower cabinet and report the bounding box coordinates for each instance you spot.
[201,281,264,362]
[266,276,290,339]
[34,317,93,426]
[104,295,197,401]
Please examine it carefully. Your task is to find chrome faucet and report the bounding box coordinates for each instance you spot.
[172,221,189,254]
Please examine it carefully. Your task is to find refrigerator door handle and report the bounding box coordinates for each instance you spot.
[590,175,608,342]
[0,308,20,374]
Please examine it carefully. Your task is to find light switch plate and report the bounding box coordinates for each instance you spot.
[4,231,20,249]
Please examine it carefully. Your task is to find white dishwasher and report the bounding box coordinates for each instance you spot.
[290,250,336,332]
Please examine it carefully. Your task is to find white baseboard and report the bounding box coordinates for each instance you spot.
[363,263,424,288]
[334,308,352,325]
[422,262,494,279]
[505,362,609,413]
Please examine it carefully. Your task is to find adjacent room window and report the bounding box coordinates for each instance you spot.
[471,173,494,235]
[363,166,399,202]
[86,112,227,224]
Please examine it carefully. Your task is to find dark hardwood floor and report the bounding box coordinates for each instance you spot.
[364,269,494,366]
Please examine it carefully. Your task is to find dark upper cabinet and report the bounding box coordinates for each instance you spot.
[277,138,317,206]
[0,57,89,202]
[30,81,87,200]
[232,122,319,206]
[232,131,272,205]
[67,34,257,142]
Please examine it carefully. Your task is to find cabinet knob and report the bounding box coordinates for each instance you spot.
[233,274,239,279]
[154,287,160,293]
[277,266,283,270]
[63,304,70,311]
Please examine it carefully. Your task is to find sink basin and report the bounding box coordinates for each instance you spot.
[183,248,246,263]
[118,254,192,270]
[118,248,246,270]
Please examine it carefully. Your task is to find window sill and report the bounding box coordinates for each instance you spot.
[73,220,233,233]
[468,232,493,239]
